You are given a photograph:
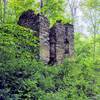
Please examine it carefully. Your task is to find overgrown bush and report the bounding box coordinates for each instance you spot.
[0,58,99,100]
[0,24,39,70]
[0,25,99,100]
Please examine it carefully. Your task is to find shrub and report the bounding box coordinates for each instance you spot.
[0,25,99,100]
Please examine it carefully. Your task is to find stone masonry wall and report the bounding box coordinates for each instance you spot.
[64,24,74,56]
[18,10,74,65]
[48,26,57,65]
[56,22,66,64]
[49,22,74,64]
[49,22,66,64]
[18,10,50,63]
[39,15,50,62]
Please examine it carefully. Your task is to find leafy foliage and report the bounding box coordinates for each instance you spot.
[0,0,100,100]
[0,27,99,99]
[0,24,39,71]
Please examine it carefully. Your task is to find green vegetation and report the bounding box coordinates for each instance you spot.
[0,0,100,100]
[0,25,99,99]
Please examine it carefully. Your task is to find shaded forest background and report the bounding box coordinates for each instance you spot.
[0,0,100,100]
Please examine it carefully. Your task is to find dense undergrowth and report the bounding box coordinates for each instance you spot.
[0,25,100,100]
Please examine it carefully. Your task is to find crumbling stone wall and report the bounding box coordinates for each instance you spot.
[49,21,65,64]
[18,10,36,30]
[64,24,74,56]
[18,10,50,62]
[18,10,74,65]
[39,15,50,62]
[48,26,57,65]
[49,21,74,64]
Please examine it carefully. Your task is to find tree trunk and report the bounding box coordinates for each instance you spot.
[40,0,43,9]
[3,0,7,23]
[0,0,3,23]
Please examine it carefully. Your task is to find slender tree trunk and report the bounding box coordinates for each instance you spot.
[40,0,43,9]
[93,29,96,62]
[40,0,43,14]
[14,0,17,23]
[0,0,3,24]
[89,10,97,62]
[3,0,7,23]
[67,0,80,32]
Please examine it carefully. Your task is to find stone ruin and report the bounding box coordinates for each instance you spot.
[18,10,74,65]
[49,21,74,65]
[18,10,50,62]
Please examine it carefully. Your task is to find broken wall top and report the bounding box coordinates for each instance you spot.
[18,9,49,31]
